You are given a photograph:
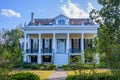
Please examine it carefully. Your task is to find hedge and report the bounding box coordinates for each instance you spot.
[7,72,40,80]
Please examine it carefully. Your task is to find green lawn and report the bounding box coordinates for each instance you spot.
[67,69,110,75]
[12,70,53,80]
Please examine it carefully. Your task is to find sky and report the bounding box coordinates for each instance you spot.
[0,0,102,29]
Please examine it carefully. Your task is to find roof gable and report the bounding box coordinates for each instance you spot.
[54,14,69,19]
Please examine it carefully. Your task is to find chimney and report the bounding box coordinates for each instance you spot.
[31,12,34,22]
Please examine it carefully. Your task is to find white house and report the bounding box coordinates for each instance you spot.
[23,13,98,67]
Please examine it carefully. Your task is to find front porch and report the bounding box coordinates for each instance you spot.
[24,33,95,66]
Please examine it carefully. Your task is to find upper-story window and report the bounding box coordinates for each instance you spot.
[58,19,65,25]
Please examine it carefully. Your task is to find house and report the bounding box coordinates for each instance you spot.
[23,13,98,67]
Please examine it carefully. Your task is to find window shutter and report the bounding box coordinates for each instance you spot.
[84,39,85,49]
[43,39,44,49]
[50,39,52,49]
[79,39,81,50]
[31,39,33,53]
[71,39,73,51]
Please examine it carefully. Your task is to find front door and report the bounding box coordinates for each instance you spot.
[57,39,66,53]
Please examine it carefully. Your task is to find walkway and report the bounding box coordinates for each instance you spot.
[48,68,67,80]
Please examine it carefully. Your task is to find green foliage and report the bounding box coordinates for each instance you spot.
[96,62,108,68]
[46,64,57,70]
[62,64,72,71]
[21,63,57,70]
[66,72,120,80]
[39,64,57,70]
[7,72,40,80]
[0,28,24,80]
[85,48,96,63]
[31,64,40,70]
[63,63,109,71]
[90,0,120,71]
[22,63,31,68]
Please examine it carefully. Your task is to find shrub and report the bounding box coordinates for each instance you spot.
[39,65,45,70]
[22,63,31,68]
[21,63,57,70]
[83,64,94,69]
[66,72,120,80]
[14,63,22,68]
[47,64,57,70]
[31,64,40,70]
[40,64,57,70]
[95,62,108,68]
[7,72,40,80]
[63,64,94,70]
[62,64,72,70]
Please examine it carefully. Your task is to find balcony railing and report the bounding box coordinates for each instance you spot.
[26,49,38,53]
[69,49,81,54]
[41,49,53,54]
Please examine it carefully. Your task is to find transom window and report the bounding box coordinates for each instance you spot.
[58,19,65,25]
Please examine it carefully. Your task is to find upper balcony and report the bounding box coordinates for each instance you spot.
[25,48,53,55]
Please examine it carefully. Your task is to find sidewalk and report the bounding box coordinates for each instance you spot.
[48,68,67,80]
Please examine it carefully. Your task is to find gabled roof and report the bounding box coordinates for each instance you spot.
[54,14,69,19]
[27,14,95,26]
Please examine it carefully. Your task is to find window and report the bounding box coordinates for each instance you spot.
[58,19,65,25]
[71,39,81,53]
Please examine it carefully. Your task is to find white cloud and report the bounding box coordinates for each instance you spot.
[87,2,95,13]
[61,0,95,18]
[1,9,21,18]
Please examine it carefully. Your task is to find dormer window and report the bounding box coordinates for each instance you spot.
[58,19,65,25]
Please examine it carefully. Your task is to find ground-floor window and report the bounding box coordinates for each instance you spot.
[31,56,37,63]
[42,55,52,63]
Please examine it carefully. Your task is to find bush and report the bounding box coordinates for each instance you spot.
[83,64,94,69]
[14,63,22,68]
[39,65,45,70]
[47,64,57,70]
[22,63,31,68]
[66,73,120,80]
[7,72,40,80]
[62,64,72,70]
[63,64,94,70]
[21,63,57,70]
[31,64,40,70]
[40,64,57,70]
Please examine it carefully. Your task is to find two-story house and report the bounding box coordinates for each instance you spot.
[23,13,98,67]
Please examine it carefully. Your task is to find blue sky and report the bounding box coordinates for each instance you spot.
[0,0,101,29]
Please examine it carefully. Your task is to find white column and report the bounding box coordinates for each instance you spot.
[81,33,85,62]
[38,54,41,64]
[24,33,27,53]
[38,34,41,64]
[23,54,27,62]
[53,33,56,53]
[28,34,30,49]
[81,33,84,53]
[39,33,41,53]
[66,33,70,53]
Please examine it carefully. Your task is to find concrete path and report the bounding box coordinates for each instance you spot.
[48,68,67,80]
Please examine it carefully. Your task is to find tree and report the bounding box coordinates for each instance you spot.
[90,0,120,69]
[0,27,24,80]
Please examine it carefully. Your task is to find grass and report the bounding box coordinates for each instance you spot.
[11,70,53,80]
[67,69,110,75]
